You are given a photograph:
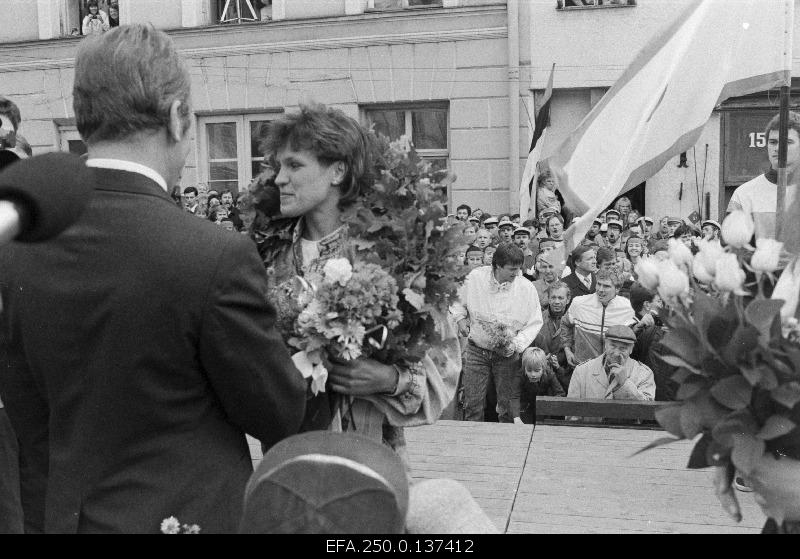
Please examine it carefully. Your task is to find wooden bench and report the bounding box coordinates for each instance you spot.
[535,397,665,428]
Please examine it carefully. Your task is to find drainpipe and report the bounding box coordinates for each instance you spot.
[507,0,520,214]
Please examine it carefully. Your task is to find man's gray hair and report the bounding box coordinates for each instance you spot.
[73,24,191,144]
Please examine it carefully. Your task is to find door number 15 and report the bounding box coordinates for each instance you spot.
[748,132,766,148]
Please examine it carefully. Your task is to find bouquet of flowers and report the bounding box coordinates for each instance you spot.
[635,211,800,480]
[482,320,516,354]
[288,257,403,395]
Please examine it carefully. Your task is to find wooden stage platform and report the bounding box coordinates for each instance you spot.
[249,420,767,534]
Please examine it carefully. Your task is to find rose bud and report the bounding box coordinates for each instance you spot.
[634,257,660,291]
[694,238,725,275]
[668,238,694,269]
[750,238,783,273]
[721,210,755,248]
[714,253,746,292]
[656,260,689,299]
[692,254,714,284]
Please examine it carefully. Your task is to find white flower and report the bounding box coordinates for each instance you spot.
[714,253,746,293]
[323,258,353,286]
[692,254,714,284]
[694,239,725,275]
[750,238,783,273]
[291,350,328,395]
[668,238,693,269]
[656,260,689,299]
[161,517,181,534]
[721,210,755,248]
[402,288,425,311]
[634,257,660,291]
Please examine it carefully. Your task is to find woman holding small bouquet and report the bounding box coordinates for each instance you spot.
[245,104,461,461]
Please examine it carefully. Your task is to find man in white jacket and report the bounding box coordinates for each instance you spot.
[450,243,543,422]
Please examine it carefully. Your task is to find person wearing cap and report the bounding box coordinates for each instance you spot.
[701,219,721,242]
[562,269,636,367]
[512,226,537,274]
[483,216,499,241]
[605,218,624,251]
[497,219,515,244]
[666,216,682,238]
[450,243,543,423]
[536,207,558,239]
[467,215,480,227]
[564,244,597,300]
[584,218,606,248]
[567,324,655,404]
[604,209,621,222]
[637,216,654,241]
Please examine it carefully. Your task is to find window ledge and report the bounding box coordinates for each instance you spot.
[556,2,636,10]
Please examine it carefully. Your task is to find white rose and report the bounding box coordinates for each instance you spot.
[323,258,353,286]
[656,260,689,299]
[694,239,725,275]
[634,257,660,291]
[692,254,715,284]
[714,253,746,293]
[668,238,694,270]
[750,238,783,273]
[721,210,755,248]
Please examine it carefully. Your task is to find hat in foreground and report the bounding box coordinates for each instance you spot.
[239,431,409,534]
[604,324,636,344]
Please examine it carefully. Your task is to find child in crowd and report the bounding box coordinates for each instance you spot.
[514,347,565,425]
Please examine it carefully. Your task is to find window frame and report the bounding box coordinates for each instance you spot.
[362,102,450,165]
[196,112,278,196]
[555,0,636,10]
[366,0,445,11]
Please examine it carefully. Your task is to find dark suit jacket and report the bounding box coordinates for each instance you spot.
[563,271,596,300]
[0,168,306,534]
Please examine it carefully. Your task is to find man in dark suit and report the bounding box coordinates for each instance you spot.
[563,244,597,300]
[0,24,306,534]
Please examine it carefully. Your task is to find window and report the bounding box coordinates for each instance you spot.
[197,114,277,196]
[216,0,271,23]
[363,105,449,174]
[62,0,119,37]
[556,0,636,9]
[369,0,443,10]
[57,123,87,157]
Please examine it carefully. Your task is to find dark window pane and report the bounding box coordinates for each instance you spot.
[67,139,87,156]
[207,122,238,159]
[251,161,264,178]
[250,120,269,159]
[412,109,447,149]
[210,160,238,181]
[368,110,405,141]
[209,181,239,197]
[409,0,442,5]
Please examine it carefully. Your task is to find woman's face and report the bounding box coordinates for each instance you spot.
[274,147,342,218]
[626,240,643,258]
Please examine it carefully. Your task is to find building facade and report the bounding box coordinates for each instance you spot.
[0,0,798,221]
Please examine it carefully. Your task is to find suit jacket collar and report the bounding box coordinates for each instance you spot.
[91,168,174,204]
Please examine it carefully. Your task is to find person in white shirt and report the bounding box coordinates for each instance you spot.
[450,243,544,422]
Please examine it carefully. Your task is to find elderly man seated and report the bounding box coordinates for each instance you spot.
[567,324,655,401]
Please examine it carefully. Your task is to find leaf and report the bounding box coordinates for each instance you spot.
[687,433,712,469]
[676,376,707,400]
[730,434,765,476]
[771,382,800,409]
[710,375,752,410]
[659,354,702,375]
[756,415,797,440]
[655,404,685,438]
[630,436,683,457]
[680,402,704,439]
[661,328,703,366]
[711,410,759,447]
[744,298,784,340]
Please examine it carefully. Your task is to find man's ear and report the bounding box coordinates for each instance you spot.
[167,100,190,143]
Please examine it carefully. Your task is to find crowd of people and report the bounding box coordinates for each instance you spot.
[447,189,724,425]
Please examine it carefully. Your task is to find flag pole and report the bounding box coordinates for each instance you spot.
[776,0,794,241]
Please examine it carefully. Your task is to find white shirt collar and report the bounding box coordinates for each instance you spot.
[86,158,169,193]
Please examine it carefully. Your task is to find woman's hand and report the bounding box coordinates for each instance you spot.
[327,356,397,396]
